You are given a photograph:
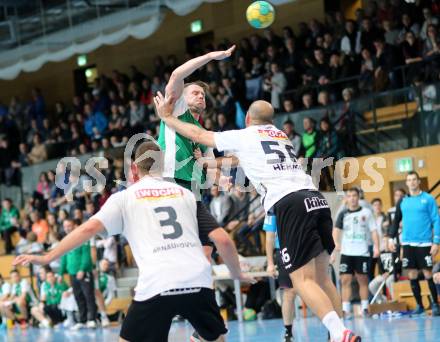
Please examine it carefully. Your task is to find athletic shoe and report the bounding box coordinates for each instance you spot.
[70,323,85,330]
[63,318,75,328]
[101,316,111,327]
[431,303,440,316]
[341,330,361,342]
[40,319,51,328]
[190,331,201,342]
[283,332,293,342]
[86,320,97,329]
[411,305,425,316]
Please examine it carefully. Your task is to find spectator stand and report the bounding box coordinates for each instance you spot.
[275,78,440,158]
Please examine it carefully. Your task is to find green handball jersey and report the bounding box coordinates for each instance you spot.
[158,96,207,188]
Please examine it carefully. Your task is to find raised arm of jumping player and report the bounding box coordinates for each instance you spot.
[165,46,236,100]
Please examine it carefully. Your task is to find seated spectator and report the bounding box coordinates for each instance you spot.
[209,185,233,227]
[282,119,302,156]
[30,211,49,244]
[0,198,19,254]
[216,113,235,132]
[423,24,440,79]
[356,17,381,54]
[84,104,107,138]
[302,117,319,158]
[402,31,424,82]
[235,189,265,255]
[302,93,314,110]
[382,20,399,46]
[215,86,235,121]
[95,259,117,327]
[27,134,48,165]
[420,7,439,40]
[403,31,424,64]
[282,99,294,113]
[359,48,375,93]
[0,138,15,186]
[397,13,421,43]
[3,270,34,326]
[15,231,44,256]
[0,273,11,317]
[268,63,287,111]
[36,172,51,200]
[316,117,342,160]
[341,20,357,56]
[225,187,249,232]
[312,48,330,81]
[128,99,145,130]
[30,270,68,328]
[12,143,30,169]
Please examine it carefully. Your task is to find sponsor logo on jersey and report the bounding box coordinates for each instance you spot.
[257,129,288,140]
[135,188,183,200]
[304,197,329,212]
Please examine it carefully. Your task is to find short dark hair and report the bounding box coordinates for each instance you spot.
[10,269,19,275]
[347,187,360,196]
[134,141,163,174]
[184,81,209,93]
[396,188,406,195]
[283,119,294,126]
[407,171,420,180]
[73,218,82,226]
[371,198,382,204]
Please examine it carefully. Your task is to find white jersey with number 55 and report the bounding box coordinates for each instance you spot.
[214,125,316,212]
[92,176,212,301]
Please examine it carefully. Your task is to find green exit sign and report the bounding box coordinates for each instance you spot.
[191,19,203,33]
[395,157,413,173]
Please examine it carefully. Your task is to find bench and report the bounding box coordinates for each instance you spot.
[393,280,431,310]
[364,102,417,125]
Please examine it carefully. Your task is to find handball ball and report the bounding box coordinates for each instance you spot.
[246,1,275,29]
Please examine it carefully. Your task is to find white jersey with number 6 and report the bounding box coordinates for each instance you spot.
[214,125,316,212]
[92,176,212,301]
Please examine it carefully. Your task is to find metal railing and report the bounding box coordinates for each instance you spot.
[275,80,440,156]
[281,55,440,104]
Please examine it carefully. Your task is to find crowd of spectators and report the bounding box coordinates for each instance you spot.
[0,0,439,187]
[0,0,439,330]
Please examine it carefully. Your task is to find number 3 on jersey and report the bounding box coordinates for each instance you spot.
[154,207,183,240]
[261,141,297,164]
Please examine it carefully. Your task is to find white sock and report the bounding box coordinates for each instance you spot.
[100,311,108,320]
[361,300,369,311]
[342,301,351,314]
[322,311,346,342]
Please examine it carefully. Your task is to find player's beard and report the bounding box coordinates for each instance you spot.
[189,105,204,119]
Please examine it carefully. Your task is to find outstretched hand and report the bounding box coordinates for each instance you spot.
[209,45,236,61]
[13,254,50,267]
[154,91,175,119]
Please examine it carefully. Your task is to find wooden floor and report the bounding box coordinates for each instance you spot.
[2,315,440,341]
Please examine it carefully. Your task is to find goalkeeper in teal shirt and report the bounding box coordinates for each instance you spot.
[389,171,440,316]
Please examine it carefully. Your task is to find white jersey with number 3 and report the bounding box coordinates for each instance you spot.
[92,176,212,301]
[214,125,316,212]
